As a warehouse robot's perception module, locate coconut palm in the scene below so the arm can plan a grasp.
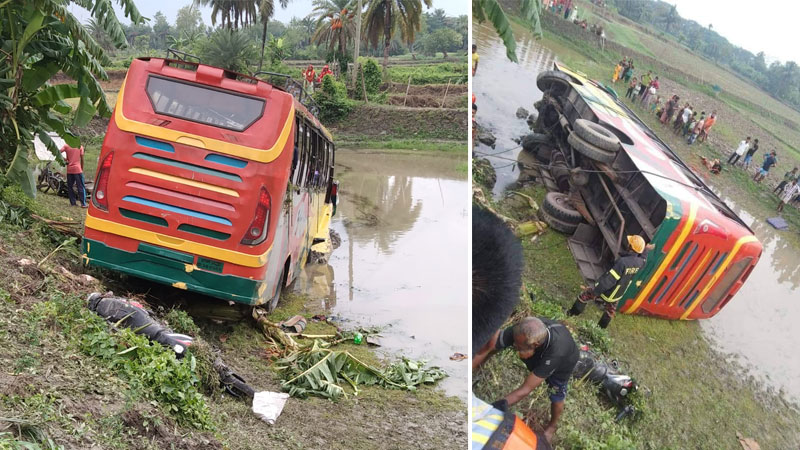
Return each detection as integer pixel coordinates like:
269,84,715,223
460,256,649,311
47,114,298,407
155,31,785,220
194,0,258,29
310,0,356,56
200,29,259,73
363,0,432,71
472,0,542,62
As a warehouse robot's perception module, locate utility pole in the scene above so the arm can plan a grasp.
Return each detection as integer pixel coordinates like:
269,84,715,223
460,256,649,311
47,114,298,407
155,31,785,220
352,0,363,85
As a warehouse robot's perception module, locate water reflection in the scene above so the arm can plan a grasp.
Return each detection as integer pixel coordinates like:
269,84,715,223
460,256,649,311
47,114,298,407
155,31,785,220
294,150,469,399
473,21,555,196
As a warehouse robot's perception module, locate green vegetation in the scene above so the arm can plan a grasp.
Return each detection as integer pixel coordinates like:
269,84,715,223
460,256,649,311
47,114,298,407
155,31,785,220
387,62,467,84
472,0,542,62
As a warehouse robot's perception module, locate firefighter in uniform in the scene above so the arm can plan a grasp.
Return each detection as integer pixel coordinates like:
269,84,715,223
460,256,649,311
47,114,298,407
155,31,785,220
568,234,648,328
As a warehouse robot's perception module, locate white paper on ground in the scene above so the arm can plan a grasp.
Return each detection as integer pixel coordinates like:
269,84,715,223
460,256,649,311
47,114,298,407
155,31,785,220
252,391,290,424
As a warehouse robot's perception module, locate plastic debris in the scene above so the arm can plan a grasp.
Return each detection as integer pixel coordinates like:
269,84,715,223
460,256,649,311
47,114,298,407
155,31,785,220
767,216,789,230
449,353,467,361
252,391,290,425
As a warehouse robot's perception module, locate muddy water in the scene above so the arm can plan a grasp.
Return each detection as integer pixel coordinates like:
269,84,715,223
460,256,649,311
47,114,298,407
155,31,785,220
474,21,800,405
293,150,469,399
700,195,800,404
473,21,555,196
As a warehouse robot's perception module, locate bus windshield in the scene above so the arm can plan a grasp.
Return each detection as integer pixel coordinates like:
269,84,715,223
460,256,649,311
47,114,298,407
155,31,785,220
145,75,265,131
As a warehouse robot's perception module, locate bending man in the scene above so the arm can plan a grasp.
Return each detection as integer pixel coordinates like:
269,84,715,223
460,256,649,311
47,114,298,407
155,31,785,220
473,316,578,443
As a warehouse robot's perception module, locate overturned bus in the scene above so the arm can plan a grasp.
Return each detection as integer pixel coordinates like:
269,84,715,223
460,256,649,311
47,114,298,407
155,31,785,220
525,63,761,320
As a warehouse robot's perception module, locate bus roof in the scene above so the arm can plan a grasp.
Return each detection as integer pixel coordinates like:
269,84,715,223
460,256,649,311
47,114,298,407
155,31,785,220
555,63,750,231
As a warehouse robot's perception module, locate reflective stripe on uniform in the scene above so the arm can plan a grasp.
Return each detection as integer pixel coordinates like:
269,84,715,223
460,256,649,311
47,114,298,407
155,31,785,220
472,413,504,449
609,269,621,280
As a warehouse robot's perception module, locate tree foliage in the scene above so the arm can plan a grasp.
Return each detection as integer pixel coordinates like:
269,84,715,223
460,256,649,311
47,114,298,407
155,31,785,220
198,29,259,73
616,0,800,111
420,27,461,58
363,0,434,70
0,0,144,196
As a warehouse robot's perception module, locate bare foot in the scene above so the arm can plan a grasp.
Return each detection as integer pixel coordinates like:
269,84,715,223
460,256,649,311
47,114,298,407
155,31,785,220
543,426,556,444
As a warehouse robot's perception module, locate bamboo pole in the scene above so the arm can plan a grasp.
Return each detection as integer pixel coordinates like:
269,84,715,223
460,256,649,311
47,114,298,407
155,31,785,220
360,64,369,104
440,78,451,108
403,74,412,107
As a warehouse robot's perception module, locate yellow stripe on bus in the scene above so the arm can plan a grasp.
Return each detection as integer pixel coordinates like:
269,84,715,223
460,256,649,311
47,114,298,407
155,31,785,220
115,80,294,164
85,213,270,268
624,203,698,314
668,250,712,308
129,167,240,197
680,235,758,320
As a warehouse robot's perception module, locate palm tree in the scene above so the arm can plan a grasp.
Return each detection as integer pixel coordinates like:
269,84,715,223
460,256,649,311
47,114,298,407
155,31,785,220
200,29,259,73
363,0,432,71
472,0,542,62
194,0,258,28
311,0,356,57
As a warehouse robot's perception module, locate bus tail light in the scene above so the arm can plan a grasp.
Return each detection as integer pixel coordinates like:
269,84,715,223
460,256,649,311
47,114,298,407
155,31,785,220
93,151,114,211
242,187,270,245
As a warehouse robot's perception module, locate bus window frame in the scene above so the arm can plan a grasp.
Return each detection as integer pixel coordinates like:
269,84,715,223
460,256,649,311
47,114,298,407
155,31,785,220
144,75,266,132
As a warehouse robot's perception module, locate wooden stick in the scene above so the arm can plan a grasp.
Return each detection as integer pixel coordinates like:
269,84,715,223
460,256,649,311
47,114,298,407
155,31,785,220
360,64,369,104
403,74,412,107
440,78,451,108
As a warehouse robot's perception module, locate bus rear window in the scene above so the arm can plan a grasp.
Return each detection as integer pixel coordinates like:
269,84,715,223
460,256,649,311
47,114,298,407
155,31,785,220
145,76,265,131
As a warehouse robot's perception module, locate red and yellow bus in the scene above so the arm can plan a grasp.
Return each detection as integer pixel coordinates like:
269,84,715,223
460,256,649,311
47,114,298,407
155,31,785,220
531,63,762,320
83,57,337,310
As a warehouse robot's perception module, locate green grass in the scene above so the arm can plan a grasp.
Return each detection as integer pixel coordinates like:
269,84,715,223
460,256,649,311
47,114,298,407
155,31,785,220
386,63,467,85
338,138,466,153
472,183,800,448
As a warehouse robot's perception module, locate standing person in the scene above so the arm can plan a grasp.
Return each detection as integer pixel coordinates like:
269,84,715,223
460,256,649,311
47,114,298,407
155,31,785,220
650,95,662,114
683,112,698,137
568,235,649,328
317,64,333,83
639,71,652,97
773,167,798,194
473,316,578,444
674,104,692,134
612,60,623,83
660,95,679,124
753,151,777,183
698,112,716,142
302,64,316,93
688,112,706,144
622,62,634,83
61,143,88,208
625,76,638,98
777,179,800,213
472,44,479,76
728,136,751,165
641,82,656,107
743,138,759,169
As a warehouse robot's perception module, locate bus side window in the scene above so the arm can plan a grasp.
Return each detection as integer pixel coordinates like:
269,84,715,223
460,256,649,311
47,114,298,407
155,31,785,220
293,120,304,186
290,116,300,184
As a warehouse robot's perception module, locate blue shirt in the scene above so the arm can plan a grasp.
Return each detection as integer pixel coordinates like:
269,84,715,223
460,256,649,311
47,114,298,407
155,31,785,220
763,155,777,171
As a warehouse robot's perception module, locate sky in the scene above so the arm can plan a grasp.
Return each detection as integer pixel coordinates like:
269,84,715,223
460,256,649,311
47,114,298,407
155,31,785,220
670,0,798,65
68,0,468,28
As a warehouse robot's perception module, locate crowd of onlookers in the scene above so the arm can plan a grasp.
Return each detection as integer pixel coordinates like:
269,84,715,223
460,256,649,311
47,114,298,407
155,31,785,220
610,58,800,214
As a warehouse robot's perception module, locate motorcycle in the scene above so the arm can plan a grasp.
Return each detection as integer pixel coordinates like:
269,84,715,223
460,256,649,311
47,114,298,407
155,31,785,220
572,346,638,421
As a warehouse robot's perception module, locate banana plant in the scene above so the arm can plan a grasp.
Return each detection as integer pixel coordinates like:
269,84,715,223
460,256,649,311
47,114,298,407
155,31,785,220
472,0,542,62
0,0,145,197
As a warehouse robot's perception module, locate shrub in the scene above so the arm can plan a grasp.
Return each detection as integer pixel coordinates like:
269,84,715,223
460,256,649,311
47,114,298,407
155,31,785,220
314,75,353,123
354,58,382,100
2,185,35,210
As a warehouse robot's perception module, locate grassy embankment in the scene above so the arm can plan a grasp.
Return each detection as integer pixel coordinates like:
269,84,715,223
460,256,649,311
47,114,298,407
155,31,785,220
473,8,800,450
0,187,465,449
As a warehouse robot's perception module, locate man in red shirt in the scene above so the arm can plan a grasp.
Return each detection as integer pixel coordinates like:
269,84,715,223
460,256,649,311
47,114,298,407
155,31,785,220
61,144,87,208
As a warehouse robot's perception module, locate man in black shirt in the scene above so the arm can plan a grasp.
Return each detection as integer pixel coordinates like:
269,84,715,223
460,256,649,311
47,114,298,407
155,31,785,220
473,316,579,443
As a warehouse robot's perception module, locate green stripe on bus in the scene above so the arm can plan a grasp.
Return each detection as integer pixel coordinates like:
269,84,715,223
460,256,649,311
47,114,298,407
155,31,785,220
84,239,262,305
177,223,231,240
119,208,168,227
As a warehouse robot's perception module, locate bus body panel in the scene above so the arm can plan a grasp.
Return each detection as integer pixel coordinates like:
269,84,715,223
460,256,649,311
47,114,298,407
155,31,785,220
83,57,335,307
545,63,761,320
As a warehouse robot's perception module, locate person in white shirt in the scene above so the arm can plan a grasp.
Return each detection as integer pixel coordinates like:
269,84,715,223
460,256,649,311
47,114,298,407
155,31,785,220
778,179,800,212
727,136,751,166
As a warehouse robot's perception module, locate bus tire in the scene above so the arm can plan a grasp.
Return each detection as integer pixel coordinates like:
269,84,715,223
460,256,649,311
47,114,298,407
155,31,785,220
267,267,288,312
521,132,551,152
572,119,620,152
567,132,617,164
541,208,579,234
543,192,583,224
536,70,572,94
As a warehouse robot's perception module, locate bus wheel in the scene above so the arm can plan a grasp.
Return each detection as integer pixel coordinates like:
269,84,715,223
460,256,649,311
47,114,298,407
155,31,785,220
567,132,617,164
572,119,621,152
543,192,583,224
521,132,551,152
536,70,572,95
541,208,578,234
267,268,288,313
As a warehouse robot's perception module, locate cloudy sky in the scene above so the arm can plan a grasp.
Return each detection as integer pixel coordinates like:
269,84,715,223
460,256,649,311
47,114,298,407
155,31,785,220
670,0,797,64
68,0,468,27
